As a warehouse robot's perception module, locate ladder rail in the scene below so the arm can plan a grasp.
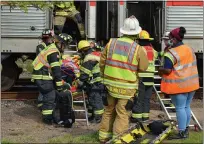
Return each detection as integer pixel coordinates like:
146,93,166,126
191,111,203,130
153,85,171,119
82,90,89,126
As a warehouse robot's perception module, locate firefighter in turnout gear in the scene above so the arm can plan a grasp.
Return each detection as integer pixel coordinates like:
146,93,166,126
36,29,54,110
99,16,149,143
77,40,105,123
54,1,85,38
32,32,75,127
131,30,158,122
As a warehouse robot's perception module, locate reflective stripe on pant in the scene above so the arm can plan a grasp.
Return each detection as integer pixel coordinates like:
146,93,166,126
132,79,153,119
35,80,56,119
88,83,104,116
37,92,43,109
99,95,129,142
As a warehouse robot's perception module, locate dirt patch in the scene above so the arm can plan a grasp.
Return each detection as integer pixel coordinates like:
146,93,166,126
1,98,203,143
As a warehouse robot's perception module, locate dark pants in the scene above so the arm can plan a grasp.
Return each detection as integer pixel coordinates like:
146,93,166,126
35,80,56,120
87,83,105,116
132,80,153,121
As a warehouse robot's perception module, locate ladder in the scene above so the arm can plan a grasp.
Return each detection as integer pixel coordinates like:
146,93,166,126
72,90,89,127
153,60,203,130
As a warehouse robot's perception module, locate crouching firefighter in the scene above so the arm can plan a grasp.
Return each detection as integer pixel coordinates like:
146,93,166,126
31,32,75,127
77,40,105,123
131,30,158,122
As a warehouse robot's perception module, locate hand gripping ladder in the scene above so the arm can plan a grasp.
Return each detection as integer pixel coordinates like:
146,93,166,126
153,59,203,130
72,90,89,127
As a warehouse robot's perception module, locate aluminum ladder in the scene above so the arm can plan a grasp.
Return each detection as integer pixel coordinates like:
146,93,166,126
153,59,203,130
72,90,89,127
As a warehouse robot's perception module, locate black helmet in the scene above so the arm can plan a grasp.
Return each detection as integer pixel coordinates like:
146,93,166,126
41,29,54,38
55,33,73,45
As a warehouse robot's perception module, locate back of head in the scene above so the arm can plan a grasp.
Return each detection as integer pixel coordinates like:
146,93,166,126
170,27,186,41
55,33,73,45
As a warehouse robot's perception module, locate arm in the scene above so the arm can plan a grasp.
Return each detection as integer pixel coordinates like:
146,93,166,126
99,43,109,77
79,60,98,82
47,52,63,90
137,46,149,71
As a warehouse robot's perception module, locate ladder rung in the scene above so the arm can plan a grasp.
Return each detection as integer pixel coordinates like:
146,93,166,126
154,71,158,73
73,101,84,103
75,119,87,121
155,64,161,67
169,115,176,118
154,84,160,86
157,91,162,93
74,110,86,112
165,107,175,109
161,98,171,101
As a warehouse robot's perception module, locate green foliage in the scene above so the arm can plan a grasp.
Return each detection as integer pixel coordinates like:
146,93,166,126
1,139,14,144
3,1,56,13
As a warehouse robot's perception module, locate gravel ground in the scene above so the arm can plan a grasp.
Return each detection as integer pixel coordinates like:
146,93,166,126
1,98,203,143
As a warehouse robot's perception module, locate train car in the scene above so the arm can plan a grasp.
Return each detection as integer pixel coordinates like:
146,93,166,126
1,1,203,91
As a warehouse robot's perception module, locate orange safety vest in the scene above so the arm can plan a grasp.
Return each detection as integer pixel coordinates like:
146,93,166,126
161,45,199,94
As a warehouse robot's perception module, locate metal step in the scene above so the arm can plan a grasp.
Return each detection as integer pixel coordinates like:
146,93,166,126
161,98,171,101
165,107,175,109
73,101,84,103
74,110,86,112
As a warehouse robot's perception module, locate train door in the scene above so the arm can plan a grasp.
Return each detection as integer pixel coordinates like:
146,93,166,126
126,1,163,51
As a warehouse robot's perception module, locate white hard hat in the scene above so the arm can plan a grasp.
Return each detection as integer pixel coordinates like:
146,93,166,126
162,32,170,39
120,15,142,35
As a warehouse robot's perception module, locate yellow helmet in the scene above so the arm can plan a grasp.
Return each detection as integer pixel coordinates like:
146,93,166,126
78,40,90,51
139,30,154,41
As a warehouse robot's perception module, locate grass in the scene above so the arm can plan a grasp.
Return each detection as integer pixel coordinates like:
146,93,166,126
1,139,14,144
49,132,99,143
49,130,203,144
164,131,203,144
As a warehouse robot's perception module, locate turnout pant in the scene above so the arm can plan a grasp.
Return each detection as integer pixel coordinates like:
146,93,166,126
35,80,56,121
99,95,129,142
87,83,105,116
132,80,153,121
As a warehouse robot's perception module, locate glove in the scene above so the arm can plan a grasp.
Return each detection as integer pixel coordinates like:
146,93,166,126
102,86,108,106
125,98,134,111
77,80,86,90
57,86,63,92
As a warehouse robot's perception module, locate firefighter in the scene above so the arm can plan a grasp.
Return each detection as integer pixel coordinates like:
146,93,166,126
77,40,105,123
54,1,85,38
35,29,55,111
131,30,158,122
99,15,149,143
159,27,199,139
31,33,75,127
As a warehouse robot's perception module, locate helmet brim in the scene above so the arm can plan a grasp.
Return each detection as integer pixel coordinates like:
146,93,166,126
120,26,142,35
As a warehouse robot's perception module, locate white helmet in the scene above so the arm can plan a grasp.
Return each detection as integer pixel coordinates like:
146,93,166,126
120,15,142,35
162,32,170,39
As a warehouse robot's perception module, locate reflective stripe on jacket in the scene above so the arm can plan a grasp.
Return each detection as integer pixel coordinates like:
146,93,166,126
161,45,199,94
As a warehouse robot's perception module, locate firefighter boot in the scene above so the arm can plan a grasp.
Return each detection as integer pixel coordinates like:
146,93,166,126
168,130,187,140
88,110,95,122
42,114,53,125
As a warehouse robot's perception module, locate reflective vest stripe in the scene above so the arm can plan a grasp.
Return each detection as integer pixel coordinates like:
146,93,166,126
107,38,117,58
92,63,100,74
105,59,138,71
138,72,154,77
169,49,180,66
50,62,61,68
162,73,199,83
42,110,53,115
108,91,132,99
128,42,137,63
174,61,197,71
103,79,137,89
142,113,149,118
